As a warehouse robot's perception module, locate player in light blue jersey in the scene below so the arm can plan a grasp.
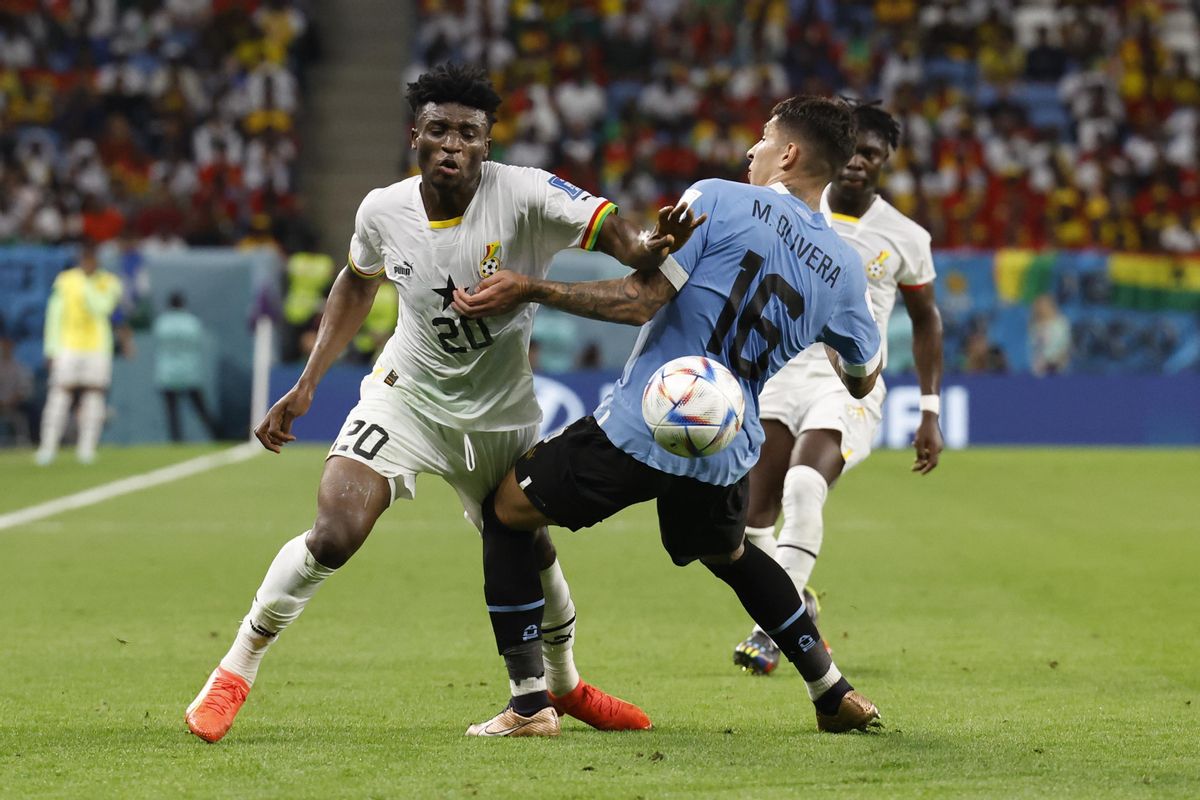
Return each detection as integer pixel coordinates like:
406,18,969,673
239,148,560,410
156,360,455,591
592,176,878,487
453,96,884,735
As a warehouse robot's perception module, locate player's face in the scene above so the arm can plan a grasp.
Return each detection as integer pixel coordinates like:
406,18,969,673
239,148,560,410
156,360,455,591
411,102,491,192
746,117,792,187
834,129,889,196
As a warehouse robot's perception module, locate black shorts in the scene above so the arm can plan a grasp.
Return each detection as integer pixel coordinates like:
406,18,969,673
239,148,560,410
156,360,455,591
513,416,748,566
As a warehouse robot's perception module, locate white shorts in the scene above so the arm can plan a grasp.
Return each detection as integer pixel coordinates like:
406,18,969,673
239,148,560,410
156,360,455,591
327,375,538,531
50,351,112,389
758,357,885,472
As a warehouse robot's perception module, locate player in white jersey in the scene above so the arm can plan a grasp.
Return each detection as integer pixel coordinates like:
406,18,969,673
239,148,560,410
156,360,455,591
732,103,945,675
185,65,701,742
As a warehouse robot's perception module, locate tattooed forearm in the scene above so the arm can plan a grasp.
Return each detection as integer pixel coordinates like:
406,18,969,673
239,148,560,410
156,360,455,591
528,272,674,326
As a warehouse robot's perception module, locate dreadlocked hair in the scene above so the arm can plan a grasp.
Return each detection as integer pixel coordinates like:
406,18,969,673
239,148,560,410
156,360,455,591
406,63,502,125
770,95,856,181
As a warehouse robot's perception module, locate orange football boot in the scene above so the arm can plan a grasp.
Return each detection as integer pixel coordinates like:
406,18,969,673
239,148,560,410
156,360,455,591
549,680,652,731
185,666,250,743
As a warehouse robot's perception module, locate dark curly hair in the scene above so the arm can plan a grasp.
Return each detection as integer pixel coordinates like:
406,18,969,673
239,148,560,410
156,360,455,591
405,63,502,125
852,100,901,151
769,95,857,181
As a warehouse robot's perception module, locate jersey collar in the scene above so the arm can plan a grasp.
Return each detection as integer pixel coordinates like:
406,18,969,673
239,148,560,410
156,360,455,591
768,181,824,225
820,183,880,226
416,166,486,231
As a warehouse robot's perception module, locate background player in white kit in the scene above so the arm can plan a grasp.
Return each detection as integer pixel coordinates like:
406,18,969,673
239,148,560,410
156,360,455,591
185,64,701,742
732,103,945,674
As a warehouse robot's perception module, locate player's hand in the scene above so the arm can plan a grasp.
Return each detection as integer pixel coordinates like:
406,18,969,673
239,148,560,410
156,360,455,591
649,202,707,255
254,385,313,453
452,270,531,318
911,414,943,474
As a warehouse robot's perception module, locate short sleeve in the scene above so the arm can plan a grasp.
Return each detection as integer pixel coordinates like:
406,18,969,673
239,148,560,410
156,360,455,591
529,169,617,252
348,189,385,278
896,227,936,289
664,181,718,288
818,247,881,375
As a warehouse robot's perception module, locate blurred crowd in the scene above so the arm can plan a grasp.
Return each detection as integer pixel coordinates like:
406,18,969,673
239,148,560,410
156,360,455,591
412,0,1200,253
3,0,1195,398
0,0,318,252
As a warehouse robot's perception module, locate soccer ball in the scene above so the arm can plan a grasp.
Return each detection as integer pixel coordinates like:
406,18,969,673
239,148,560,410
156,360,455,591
641,356,745,458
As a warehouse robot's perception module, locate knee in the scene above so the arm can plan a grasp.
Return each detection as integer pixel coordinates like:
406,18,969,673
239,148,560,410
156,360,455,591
746,504,780,529
483,486,529,532
699,540,745,568
746,490,782,528
700,542,744,573
782,465,829,509
308,509,373,568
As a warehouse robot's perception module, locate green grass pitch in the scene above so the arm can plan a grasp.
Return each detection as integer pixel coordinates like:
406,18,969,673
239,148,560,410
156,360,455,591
1,445,1197,798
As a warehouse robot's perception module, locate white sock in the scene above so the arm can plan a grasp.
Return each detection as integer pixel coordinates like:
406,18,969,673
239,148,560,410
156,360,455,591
511,674,548,699
37,386,70,460
777,465,828,593
805,663,843,701
538,557,580,696
76,390,106,462
744,524,777,559
219,532,336,684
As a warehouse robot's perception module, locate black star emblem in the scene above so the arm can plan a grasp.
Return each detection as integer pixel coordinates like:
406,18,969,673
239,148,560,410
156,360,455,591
432,274,457,310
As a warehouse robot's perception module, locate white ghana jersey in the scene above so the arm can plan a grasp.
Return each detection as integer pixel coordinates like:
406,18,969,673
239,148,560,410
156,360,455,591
786,186,935,377
348,161,617,431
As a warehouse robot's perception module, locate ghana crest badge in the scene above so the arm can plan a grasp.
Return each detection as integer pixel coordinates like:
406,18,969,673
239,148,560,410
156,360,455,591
865,250,890,281
479,241,503,278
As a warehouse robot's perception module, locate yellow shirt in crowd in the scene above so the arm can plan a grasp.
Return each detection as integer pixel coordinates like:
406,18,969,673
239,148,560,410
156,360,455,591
43,267,122,357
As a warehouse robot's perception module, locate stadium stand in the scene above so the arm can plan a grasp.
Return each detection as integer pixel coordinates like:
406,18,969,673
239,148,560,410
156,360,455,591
404,0,1200,375
0,1,319,387
2,0,1198,401
409,0,1198,253
0,0,318,250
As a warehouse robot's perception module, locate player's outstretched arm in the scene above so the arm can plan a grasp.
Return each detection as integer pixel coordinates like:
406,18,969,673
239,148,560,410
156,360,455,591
453,268,676,326
254,266,381,453
901,283,945,474
451,201,704,325
592,202,707,273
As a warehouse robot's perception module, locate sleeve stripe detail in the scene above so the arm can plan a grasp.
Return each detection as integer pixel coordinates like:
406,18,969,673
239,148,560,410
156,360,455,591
658,255,688,291
898,281,930,291
348,250,385,278
581,201,617,251
841,347,882,377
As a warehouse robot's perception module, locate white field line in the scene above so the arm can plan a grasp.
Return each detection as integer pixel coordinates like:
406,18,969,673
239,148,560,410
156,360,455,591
0,443,260,532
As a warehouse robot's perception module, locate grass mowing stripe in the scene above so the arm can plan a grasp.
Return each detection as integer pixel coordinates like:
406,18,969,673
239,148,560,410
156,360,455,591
0,444,232,513
0,443,259,532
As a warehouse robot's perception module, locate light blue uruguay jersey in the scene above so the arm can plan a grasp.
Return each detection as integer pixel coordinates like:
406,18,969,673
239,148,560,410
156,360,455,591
595,179,881,486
